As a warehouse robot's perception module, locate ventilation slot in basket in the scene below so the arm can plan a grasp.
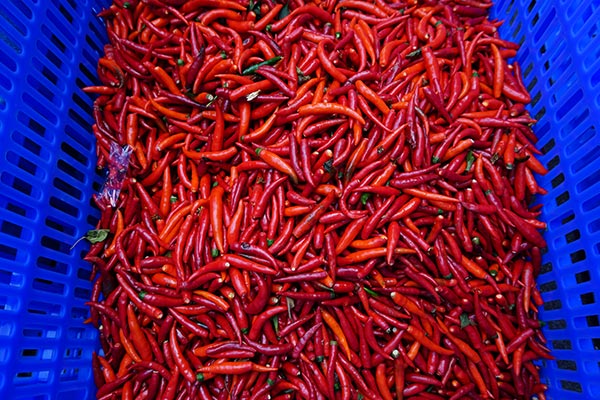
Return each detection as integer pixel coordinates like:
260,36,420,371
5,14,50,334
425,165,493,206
560,380,583,393
577,169,600,194
589,316,600,327
582,192,600,213
60,142,89,166
566,125,595,155
49,196,79,218
27,301,62,317
45,216,76,237
37,256,68,275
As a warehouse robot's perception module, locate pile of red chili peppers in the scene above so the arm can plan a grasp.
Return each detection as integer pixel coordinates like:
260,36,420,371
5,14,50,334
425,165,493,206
84,0,552,399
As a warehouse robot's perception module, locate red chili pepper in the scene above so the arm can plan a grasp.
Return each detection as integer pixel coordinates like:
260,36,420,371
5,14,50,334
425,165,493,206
421,45,443,97
209,185,226,253
247,305,287,341
298,103,366,125
89,3,550,398
252,146,298,184
168,326,196,383
222,253,277,276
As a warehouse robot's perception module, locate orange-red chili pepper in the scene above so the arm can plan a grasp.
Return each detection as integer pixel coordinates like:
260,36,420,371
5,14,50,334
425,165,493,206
254,147,298,184
169,326,196,383
88,3,549,399
298,103,366,125
209,185,225,253
407,325,454,356
126,304,152,361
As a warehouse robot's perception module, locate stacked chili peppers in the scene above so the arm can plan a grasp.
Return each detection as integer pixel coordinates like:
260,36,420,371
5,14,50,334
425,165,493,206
84,0,552,398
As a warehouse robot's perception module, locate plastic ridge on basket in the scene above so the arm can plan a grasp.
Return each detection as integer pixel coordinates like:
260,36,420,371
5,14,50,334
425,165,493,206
0,0,599,399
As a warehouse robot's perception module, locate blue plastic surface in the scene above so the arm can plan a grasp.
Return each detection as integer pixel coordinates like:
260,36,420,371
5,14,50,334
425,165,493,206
0,0,108,399
0,0,599,399
491,1,600,399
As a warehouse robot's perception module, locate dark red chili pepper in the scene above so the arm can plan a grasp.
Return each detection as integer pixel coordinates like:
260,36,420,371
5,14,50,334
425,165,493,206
89,3,549,399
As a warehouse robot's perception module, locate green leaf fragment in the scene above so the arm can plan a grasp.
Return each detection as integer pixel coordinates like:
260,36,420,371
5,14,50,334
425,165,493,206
465,150,475,172
278,3,290,19
296,67,310,83
360,193,370,205
407,48,422,58
242,56,282,75
249,0,261,15
86,229,110,244
363,286,379,297
490,152,500,164
460,313,476,328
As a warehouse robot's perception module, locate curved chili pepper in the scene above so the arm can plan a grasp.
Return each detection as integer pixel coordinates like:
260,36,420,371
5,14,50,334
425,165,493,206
298,103,366,125
252,146,298,184
247,305,287,340
89,3,549,399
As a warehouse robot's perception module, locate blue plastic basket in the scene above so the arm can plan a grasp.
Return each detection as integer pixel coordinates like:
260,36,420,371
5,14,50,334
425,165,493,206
0,1,109,399
0,0,599,399
490,1,600,398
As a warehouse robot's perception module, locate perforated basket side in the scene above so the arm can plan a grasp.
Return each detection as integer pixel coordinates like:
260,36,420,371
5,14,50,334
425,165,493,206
0,1,109,399
492,1,600,399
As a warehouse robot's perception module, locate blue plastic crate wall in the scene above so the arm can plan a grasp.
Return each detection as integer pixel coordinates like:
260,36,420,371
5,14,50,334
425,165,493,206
492,0,600,399
0,0,109,399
